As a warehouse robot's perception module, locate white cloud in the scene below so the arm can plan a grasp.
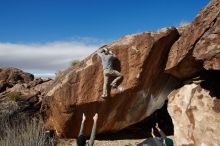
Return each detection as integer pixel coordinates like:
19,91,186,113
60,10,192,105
0,40,103,77
179,20,190,27
34,73,56,78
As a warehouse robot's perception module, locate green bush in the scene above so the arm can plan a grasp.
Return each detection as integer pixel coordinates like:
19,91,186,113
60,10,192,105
71,60,80,67
7,92,22,101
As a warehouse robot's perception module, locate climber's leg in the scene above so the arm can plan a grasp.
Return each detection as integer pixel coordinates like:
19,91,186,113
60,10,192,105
102,72,110,98
110,70,122,88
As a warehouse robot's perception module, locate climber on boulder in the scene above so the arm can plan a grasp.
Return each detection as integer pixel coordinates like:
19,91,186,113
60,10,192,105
97,47,123,98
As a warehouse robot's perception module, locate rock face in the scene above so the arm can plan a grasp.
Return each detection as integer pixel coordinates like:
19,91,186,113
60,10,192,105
168,83,220,146
165,0,220,79
8,78,53,97
0,67,34,92
0,67,53,119
165,1,220,145
43,27,179,137
0,1,218,145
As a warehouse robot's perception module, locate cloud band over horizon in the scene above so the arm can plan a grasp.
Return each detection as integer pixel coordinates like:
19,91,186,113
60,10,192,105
0,40,103,77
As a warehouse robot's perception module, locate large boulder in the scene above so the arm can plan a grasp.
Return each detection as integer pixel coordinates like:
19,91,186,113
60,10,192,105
168,83,220,146
165,1,220,145
43,27,179,137
165,0,220,79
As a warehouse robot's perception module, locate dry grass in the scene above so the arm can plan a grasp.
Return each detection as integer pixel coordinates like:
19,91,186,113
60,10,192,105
71,60,81,67
6,91,22,101
0,112,56,146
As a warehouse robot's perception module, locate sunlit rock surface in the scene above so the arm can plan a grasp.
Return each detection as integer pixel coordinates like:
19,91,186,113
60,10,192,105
168,84,220,146
166,0,220,79
43,27,179,137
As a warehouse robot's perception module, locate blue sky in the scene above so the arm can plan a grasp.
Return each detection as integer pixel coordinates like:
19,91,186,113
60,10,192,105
0,0,209,76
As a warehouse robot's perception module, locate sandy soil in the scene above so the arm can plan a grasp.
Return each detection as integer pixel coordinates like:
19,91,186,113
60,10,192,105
57,136,174,146
57,138,145,146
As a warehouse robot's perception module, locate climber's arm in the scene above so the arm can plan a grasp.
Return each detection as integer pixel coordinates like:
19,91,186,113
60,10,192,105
78,113,86,136
88,113,98,146
159,130,166,140
97,49,105,58
97,53,105,61
109,50,116,58
155,123,167,140
151,128,156,138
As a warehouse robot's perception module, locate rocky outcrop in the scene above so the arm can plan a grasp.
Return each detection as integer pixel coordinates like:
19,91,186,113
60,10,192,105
165,0,220,80
0,67,34,92
168,83,220,146
0,67,53,119
165,1,220,145
43,27,180,137
0,1,218,145
8,78,53,97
